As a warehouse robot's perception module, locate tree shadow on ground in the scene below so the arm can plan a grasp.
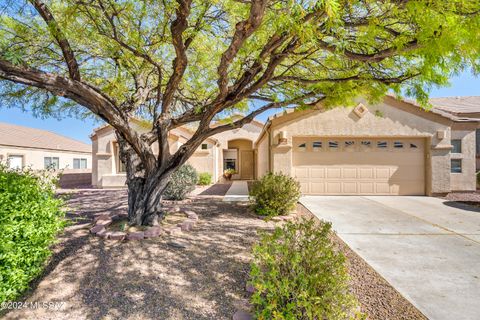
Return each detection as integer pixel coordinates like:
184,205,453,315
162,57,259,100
442,200,480,213
3,193,272,320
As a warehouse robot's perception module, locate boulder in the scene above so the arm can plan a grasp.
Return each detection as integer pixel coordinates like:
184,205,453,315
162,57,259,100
180,219,196,232
144,226,162,238
109,231,126,240
96,218,112,227
185,210,198,220
90,224,105,234
127,231,145,240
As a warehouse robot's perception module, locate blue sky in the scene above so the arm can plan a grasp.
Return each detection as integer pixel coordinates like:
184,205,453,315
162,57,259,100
0,71,479,144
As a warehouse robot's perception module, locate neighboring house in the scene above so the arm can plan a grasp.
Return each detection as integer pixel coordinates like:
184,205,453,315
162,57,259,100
91,95,480,195
427,96,480,170
0,122,92,171
90,118,263,188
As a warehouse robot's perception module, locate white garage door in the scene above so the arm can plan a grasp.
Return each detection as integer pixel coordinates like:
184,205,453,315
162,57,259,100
292,138,425,195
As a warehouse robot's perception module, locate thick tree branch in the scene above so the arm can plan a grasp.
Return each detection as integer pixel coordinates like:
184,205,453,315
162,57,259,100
216,0,268,98
29,0,81,80
161,0,193,115
0,59,156,168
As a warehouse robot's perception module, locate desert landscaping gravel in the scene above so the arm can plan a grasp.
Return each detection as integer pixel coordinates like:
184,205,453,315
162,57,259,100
4,188,429,320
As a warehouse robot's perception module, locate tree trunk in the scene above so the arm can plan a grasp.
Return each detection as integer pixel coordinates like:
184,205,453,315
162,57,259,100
126,174,170,226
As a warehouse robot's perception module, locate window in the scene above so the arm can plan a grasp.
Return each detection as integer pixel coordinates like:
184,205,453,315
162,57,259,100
312,141,322,149
7,155,23,169
44,157,59,169
201,143,208,150
451,159,462,173
394,141,404,148
410,143,418,149
361,141,371,147
328,141,338,148
344,141,355,147
73,158,87,169
377,141,388,148
297,143,306,151
224,159,236,170
451,139,462,153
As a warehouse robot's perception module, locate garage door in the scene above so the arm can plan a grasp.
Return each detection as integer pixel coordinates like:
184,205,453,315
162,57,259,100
292,138,425,195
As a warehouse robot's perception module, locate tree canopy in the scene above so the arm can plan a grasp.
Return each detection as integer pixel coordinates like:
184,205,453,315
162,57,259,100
0,0,479,224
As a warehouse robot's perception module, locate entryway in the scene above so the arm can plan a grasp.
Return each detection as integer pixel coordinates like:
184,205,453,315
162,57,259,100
224,139,254,180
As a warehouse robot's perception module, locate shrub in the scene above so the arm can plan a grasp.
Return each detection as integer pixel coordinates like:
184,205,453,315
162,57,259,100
477,171,480,188
0,165,65,303
163,164,198,200
249,172,301,216
198,172,212,185
250,219,362,320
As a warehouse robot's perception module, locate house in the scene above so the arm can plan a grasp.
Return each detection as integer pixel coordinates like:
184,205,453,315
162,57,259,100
0,122,92,171
91,95,480,195
427,96,480,170
90,118,263,188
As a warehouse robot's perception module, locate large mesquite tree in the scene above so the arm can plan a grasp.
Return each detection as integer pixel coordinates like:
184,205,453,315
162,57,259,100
0,0,479,225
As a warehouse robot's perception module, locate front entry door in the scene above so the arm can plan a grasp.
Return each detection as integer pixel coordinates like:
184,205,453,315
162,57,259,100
240,150,254,180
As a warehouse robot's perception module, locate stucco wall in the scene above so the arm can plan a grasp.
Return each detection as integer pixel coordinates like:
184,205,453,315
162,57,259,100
256,134,269,178
450,129,476,191
0,145,91,171
265,98,477,194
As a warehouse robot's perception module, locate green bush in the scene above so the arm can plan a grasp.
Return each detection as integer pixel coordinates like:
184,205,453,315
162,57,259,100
198,172,212,185
163,164,198,200
250,219,362,320
477,171,480,188
249,172,301,216
0,166,65,303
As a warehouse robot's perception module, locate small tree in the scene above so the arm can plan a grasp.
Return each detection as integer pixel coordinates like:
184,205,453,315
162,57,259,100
0,1,479,225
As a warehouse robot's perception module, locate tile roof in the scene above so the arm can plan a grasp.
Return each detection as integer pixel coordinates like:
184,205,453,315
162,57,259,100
0,122,91,153
429,96,480,116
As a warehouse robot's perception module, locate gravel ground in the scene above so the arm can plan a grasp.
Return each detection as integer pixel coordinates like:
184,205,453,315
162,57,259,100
3,190,273,320
4,188,428,320
443,191,480,203
297,204,427,320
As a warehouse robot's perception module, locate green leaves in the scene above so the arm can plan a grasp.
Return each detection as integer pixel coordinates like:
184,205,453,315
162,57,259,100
0,165,66,304
250,219,362,319
0,0,479,121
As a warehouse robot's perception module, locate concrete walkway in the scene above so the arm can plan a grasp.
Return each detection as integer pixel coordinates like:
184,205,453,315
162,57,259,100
223,181,249,202
300,196,480,320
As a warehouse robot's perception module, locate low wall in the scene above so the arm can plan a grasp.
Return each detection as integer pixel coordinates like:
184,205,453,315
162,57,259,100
58,169,92,188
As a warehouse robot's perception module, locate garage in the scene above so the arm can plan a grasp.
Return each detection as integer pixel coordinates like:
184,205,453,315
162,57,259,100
292,137,426,195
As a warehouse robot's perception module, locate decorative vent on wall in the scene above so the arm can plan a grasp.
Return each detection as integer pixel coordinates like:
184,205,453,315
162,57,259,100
353,103,368,118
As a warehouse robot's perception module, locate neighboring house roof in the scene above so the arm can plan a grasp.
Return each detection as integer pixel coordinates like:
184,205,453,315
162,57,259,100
429,96,480,118
0,122,91,153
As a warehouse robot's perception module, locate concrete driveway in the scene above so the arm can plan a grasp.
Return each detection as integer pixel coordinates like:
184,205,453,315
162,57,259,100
300,196,480,320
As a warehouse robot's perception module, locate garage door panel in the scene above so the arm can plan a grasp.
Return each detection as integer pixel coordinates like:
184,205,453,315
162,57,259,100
292,138,425,195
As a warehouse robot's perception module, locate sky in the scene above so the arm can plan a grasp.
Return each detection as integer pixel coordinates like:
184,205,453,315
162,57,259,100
0,71,479,145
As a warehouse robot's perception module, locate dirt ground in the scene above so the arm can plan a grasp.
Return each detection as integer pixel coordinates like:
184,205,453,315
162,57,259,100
3,189,273,320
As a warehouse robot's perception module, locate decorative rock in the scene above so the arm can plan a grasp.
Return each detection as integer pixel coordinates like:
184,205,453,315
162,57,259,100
245,283,255,294
180,219,196,232
144,226,162,238
90,224,105,234
232,310,253,320
97,228,108,238
96,218,112,227
185,210,198,220
127,231,145,241
172,206,181,212
109,231,126,240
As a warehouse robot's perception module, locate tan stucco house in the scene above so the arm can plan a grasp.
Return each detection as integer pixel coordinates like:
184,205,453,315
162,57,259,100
0,122,92,171
92,95,480,196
